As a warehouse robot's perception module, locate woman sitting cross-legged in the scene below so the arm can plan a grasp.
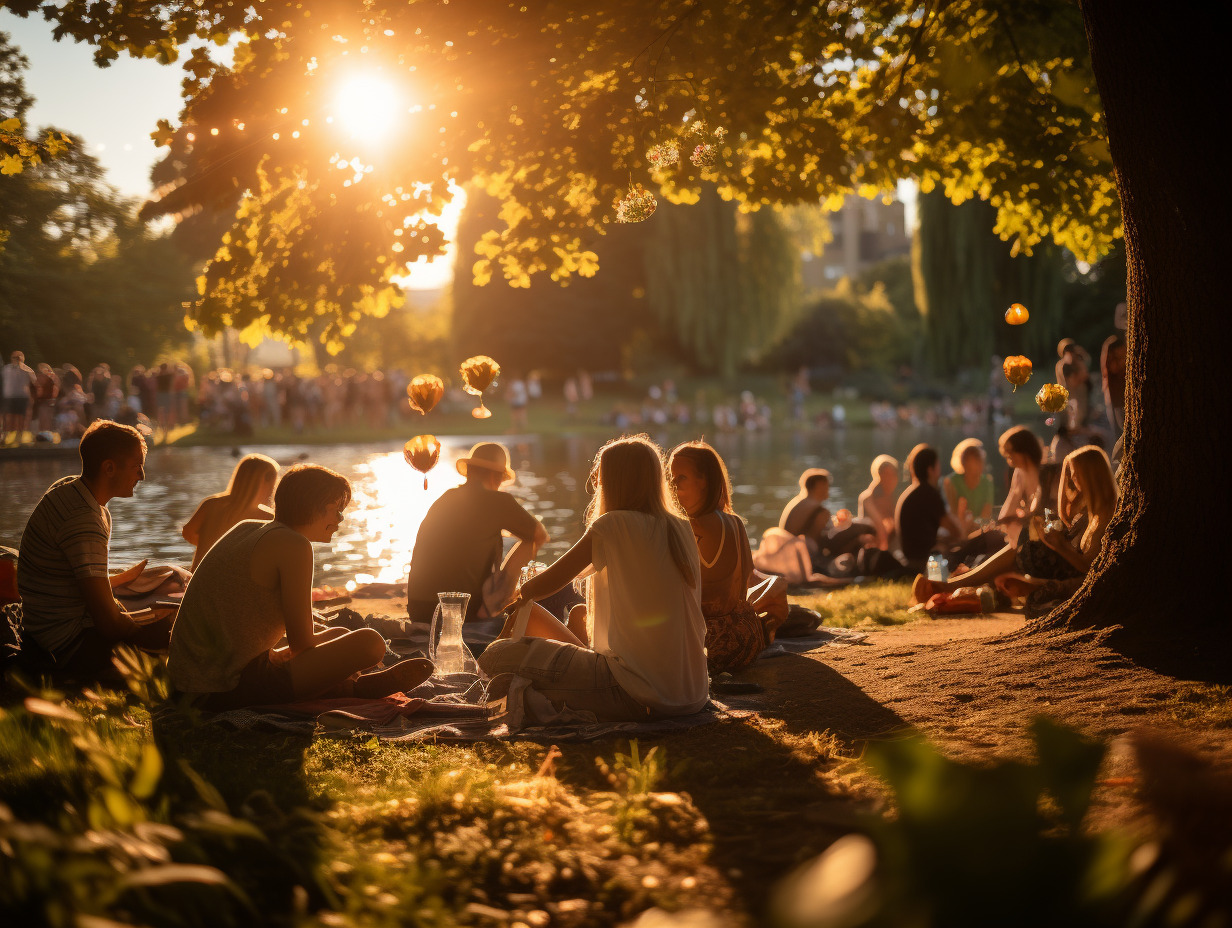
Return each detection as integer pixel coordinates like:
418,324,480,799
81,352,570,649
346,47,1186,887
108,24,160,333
182,453,279,570
911,445,1117,620
668,441,787,674
479,435,709,722
169,464,432,710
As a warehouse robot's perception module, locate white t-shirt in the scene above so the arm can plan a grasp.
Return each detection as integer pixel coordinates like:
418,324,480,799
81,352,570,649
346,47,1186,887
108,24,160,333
586,510,709,714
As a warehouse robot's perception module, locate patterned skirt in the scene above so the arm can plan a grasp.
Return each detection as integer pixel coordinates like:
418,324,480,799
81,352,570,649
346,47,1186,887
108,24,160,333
704,601,769,674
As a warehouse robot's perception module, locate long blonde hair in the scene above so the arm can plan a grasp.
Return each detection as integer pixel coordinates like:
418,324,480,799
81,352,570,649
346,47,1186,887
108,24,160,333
1059,445,1117,551
585,435,697,587
223,453,278,516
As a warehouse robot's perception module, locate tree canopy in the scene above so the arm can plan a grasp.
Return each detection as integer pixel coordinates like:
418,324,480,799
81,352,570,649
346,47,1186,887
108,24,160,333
3,0,1117,351
0,33,197,369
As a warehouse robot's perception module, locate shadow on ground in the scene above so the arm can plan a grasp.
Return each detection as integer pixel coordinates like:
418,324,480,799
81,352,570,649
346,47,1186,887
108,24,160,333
550,651,908,919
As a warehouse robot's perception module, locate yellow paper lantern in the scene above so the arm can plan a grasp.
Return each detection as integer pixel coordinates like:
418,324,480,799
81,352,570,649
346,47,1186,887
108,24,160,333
403,434,441,489
1035,383,1070,413
460,355,501,419
406,374,444,416
1005,303,1030,325
1002,355,1033,392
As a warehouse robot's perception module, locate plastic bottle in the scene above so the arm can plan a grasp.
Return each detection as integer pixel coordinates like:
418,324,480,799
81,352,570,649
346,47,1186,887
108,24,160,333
927,555,949,582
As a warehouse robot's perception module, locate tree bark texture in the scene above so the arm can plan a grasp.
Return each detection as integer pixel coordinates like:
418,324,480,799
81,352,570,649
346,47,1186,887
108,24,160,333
1044,0,1231,669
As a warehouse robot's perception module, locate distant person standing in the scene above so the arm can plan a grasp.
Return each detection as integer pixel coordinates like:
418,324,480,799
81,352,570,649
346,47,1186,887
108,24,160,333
88,364,111,423
32,363,60,434
1,350,36,443
155,362,177,430
507,376,529,433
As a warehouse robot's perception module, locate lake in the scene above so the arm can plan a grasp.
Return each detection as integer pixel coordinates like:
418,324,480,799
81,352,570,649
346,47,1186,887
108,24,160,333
1,425,1011,589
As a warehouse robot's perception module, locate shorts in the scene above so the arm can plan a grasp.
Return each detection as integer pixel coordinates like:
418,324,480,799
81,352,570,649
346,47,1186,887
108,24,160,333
194,650,295,711
3,396,28,416
478,637,652,722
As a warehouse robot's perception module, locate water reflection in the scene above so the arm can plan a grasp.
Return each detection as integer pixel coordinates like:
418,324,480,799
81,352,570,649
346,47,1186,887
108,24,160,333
1,426,1010,584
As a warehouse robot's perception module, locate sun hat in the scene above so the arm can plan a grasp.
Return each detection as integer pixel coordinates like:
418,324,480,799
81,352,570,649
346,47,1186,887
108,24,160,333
456,441,516,485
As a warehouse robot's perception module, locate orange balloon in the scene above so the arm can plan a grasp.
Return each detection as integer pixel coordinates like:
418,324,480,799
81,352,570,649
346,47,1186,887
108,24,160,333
460,355,500,395
406,374,445,415
1035,383,1070,413
1003,355,1033,392
1005,303,1030,325
403,434,442,490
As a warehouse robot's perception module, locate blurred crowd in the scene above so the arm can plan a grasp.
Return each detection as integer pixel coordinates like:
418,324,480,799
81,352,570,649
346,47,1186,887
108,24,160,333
1,352,193,443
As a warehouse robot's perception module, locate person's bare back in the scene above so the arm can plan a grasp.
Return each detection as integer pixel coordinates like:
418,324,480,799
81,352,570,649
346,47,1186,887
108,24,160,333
183,494,274,570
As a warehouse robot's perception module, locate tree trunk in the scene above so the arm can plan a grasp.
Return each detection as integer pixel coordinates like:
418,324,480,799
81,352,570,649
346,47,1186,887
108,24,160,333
1041,0,1231,674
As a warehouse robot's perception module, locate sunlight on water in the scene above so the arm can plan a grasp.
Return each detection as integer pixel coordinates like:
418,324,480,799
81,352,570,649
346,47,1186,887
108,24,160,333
334,447,466,588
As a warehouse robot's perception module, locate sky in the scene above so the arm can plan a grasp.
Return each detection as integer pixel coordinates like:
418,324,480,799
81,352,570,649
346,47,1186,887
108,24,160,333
0,9,457,289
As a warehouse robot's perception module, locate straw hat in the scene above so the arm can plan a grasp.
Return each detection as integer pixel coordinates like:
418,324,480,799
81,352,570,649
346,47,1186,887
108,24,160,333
456,441,516,485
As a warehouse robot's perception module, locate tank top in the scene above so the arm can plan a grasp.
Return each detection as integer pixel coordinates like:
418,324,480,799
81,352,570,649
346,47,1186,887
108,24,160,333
168,520,289,694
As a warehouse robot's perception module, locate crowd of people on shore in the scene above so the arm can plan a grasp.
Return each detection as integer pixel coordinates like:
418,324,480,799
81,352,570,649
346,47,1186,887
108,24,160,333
1,352,194,442
5,403,1116,724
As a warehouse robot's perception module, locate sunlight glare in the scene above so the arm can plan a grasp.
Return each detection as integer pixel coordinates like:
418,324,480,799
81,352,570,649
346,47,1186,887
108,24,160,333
334,74,403,145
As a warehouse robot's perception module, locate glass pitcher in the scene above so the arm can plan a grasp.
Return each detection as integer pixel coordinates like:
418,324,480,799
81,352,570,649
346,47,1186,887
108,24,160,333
431,591,475,676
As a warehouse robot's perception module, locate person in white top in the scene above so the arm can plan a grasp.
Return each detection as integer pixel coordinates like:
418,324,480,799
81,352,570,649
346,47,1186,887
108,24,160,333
2,349,37,443
479,435,709,721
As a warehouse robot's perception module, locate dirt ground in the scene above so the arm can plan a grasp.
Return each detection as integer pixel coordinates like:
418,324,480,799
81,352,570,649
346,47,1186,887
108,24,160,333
347,596,1230,835
739,612,1231,832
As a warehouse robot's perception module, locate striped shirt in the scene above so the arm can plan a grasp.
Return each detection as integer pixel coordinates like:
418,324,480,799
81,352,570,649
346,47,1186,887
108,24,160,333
18,476,111,652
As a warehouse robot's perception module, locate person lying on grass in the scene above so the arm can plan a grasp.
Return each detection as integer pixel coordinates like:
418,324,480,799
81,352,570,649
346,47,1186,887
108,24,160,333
668,440,787,675
911,445,1118,620
181,452,278,570
169,464,431,710
479,435,709,722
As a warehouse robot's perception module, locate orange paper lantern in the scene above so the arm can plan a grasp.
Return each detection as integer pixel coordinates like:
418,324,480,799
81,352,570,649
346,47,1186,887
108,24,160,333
1005,303,1030,325
407,374,445,415
460,355,501,419
403,434,442,489
1035,383,1070,413
1003,355,1033,392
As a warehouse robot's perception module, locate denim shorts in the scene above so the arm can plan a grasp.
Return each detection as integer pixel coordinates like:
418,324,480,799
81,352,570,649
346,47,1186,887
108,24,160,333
478,637,652,722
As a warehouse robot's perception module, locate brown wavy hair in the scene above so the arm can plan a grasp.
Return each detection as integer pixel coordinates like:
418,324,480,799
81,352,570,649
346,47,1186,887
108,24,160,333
668,440,734,516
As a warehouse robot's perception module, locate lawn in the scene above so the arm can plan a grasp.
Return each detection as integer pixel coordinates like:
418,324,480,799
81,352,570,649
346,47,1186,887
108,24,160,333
0,587,908,927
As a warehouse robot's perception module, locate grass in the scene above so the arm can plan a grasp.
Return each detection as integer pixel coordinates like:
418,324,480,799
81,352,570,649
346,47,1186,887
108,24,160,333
1164,684,1232,729
793,580,918,628
1,663,852,927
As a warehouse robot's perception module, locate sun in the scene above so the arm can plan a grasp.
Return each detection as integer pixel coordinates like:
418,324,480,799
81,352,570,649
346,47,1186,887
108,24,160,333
334,74,403,145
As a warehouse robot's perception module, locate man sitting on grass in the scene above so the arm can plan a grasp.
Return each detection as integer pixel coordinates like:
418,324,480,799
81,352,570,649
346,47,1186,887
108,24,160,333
18,420,174,678
169,464,432,710
779,468,876,572
405,442,549,624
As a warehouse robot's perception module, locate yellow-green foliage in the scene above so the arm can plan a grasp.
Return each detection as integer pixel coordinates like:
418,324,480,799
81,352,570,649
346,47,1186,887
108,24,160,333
27,1,1118,349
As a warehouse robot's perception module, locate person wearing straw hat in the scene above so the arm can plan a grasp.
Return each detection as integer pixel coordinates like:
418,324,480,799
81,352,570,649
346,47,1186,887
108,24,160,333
405,441,549,626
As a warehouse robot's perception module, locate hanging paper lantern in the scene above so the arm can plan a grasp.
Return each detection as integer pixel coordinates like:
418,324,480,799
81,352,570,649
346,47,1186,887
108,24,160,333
406,374,444,415
615,185,657,223
1035,382,1070,413
1002,355,1033,392
460,355,501,419
1005,303,1030,325
404,435,441,490
646,141,680,171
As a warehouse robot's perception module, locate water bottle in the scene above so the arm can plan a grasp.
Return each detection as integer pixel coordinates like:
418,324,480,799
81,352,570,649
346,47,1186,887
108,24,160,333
927,555,949,582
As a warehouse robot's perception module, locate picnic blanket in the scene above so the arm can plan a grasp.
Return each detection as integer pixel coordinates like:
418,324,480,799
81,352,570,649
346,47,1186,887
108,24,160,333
194,671,753,742
758,625,869,658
